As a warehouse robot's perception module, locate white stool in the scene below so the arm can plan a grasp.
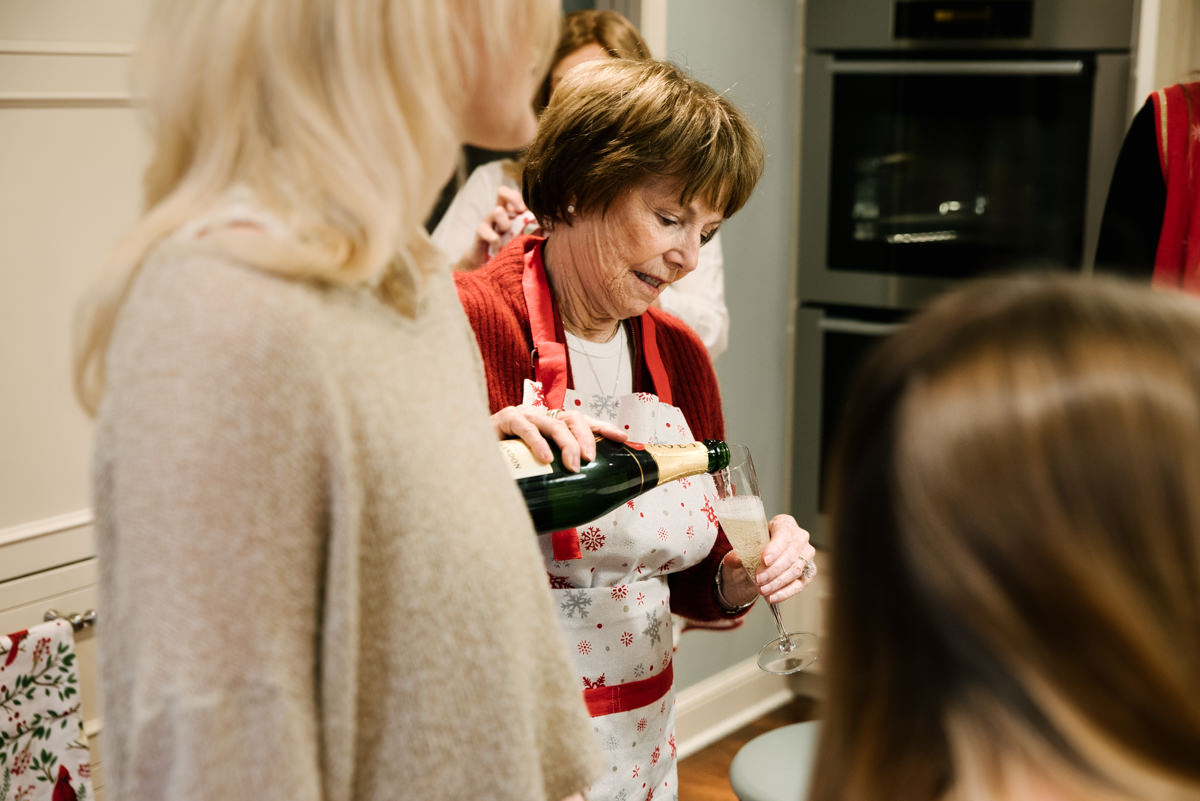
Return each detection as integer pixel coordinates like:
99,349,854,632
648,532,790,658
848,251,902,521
728,720,821,801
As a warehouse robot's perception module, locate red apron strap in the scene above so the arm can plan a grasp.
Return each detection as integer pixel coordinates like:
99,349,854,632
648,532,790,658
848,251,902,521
639,313,672,405
550,528,582,561
582,660,674,717
523,241,570,408
523,241,579,559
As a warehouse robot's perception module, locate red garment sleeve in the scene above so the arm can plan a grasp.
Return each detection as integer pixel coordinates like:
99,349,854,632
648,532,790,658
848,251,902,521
668,528,745,622
454,246,534,413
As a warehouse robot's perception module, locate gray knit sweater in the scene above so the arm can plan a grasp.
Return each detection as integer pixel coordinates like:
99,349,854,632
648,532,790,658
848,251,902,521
93,239,600,800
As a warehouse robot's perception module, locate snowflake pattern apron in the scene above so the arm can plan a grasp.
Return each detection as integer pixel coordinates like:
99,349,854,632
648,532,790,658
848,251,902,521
520,242,720,801
523,382,719,801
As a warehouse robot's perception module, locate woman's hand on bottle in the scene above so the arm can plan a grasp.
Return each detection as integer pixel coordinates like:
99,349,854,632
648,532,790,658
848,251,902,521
491,404,627,472
720,514,817,606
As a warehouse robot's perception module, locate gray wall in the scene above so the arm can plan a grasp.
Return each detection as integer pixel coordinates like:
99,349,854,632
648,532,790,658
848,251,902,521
665,0,802,691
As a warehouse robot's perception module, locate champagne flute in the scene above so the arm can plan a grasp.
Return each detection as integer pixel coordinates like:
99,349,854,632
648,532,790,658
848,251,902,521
712,443,818,674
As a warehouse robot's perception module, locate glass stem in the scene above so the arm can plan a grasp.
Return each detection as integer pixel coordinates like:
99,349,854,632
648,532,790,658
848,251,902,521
767,602,795,652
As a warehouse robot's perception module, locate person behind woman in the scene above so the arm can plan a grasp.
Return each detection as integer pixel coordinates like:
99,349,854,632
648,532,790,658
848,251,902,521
433,9,733,360
71,0,608,799
456,58,819,800
812,274,1200,801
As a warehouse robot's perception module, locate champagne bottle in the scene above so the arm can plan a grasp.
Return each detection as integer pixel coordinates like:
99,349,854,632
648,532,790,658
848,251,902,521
499,437,731,532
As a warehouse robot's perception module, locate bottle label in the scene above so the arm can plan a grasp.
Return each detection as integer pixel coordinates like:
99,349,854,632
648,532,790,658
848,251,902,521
642,441,709,486
498,439,555,479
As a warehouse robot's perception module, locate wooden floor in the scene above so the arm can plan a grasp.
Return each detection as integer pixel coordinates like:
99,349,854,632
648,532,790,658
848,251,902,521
676,695,820,801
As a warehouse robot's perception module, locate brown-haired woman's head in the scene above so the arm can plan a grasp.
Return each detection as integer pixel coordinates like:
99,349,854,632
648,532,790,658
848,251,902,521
813,274,1200,801
523,58,764,230
535,9,651,110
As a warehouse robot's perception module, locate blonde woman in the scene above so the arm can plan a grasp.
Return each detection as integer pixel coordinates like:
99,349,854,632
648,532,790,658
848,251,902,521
73,1,607,799
814,274,1200,801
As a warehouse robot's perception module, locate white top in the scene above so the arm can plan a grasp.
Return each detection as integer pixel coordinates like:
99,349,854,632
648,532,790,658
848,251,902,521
566,326,633,420
433,159,731,360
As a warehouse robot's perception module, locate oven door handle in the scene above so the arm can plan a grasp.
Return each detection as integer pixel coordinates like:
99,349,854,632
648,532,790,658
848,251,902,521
818,318,904,336
829,60,1085,76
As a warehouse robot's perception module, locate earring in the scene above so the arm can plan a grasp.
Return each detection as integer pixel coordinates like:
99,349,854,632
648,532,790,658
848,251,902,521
566,204,575,214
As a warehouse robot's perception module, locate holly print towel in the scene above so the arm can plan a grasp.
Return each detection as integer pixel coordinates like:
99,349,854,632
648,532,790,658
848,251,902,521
1,619,93,801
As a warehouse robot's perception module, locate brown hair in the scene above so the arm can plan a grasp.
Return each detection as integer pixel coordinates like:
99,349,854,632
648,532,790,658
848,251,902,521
523,58,764,229
814,274,1200,801
534,9,651,111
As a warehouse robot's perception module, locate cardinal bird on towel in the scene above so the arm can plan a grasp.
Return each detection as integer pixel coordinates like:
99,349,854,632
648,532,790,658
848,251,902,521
2,628,27,666
53,765,78,801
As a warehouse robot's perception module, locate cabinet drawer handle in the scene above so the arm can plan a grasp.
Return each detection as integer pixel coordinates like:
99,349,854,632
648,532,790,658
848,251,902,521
829,60,1086,76
818,317,904,336
44,608,96,631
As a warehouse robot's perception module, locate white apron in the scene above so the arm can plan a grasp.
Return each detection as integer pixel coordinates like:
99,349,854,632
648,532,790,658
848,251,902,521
523,379,720,801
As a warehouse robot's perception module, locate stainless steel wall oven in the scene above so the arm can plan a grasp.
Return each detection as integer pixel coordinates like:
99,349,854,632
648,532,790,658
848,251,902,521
792,0,1136,547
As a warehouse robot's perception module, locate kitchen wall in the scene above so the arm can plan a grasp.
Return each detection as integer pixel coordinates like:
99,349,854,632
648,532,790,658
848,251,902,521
0,3,147,533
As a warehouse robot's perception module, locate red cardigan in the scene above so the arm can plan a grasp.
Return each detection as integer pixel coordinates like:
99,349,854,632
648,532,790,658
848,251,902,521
455,236,743,623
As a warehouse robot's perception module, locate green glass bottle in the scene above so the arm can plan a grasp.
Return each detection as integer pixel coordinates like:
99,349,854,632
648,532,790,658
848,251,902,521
499,437,731,532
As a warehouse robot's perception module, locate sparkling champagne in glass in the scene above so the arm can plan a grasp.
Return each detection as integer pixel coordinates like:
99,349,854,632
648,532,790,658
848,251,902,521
713,444,818,674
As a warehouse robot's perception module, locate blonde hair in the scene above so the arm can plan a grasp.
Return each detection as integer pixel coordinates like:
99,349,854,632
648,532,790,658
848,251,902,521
74,0,558,415
814,274,1200,801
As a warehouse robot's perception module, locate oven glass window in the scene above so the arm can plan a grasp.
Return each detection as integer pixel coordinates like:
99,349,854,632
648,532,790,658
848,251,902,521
828,58,1094,278
816,314,903,517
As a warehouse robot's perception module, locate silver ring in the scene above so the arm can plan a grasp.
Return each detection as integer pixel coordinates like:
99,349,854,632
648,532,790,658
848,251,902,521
546,408,559,419
801,559,816,581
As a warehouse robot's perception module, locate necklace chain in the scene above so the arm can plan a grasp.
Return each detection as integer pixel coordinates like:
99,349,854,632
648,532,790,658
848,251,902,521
572,325,626,400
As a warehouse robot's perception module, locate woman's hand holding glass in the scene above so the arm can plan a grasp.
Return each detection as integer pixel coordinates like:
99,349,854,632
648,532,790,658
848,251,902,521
713,443,819,674
490,404,627,472
718,513,817,605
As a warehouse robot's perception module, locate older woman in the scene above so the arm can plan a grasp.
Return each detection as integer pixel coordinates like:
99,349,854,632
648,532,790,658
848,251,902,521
456,58,818,799
434,9,732,360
